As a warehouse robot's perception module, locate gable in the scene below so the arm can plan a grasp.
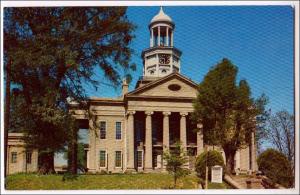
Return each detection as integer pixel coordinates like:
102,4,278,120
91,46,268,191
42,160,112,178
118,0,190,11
127,73,198,98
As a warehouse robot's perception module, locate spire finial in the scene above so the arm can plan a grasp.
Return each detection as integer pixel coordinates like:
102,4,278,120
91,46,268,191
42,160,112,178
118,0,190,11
160,6,163,12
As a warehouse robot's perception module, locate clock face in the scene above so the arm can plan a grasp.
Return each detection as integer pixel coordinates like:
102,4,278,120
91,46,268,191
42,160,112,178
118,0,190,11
159,54,170,64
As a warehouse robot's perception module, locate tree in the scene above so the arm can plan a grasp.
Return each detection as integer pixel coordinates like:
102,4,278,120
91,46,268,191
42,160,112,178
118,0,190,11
64,143,86,172
257,149,294,188
253,95,270,154
163,142,190,188
4,7,136,174
4,59,11,178
195,150,224,182
265,110,294,172
192,58,267,174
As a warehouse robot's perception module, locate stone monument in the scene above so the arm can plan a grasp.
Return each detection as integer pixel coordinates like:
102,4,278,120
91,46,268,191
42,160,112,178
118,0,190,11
211,165,223,183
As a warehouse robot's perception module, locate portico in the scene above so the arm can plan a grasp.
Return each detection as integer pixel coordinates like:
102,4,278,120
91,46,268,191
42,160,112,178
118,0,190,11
126,108,203,171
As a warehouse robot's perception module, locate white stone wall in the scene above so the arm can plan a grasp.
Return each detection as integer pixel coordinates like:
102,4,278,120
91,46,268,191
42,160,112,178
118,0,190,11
88,104,126,173
7,134,38,174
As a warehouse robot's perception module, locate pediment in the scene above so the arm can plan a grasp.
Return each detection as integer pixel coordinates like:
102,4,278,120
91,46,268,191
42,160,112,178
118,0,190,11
127,73,198,98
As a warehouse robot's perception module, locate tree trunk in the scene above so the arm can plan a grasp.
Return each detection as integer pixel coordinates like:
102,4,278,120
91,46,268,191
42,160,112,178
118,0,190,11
38,152,55,174
4,60,11,178
224,150,236,175
68,128,78,174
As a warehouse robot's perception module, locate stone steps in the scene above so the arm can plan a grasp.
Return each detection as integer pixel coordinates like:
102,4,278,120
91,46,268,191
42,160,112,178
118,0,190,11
231,175,265,189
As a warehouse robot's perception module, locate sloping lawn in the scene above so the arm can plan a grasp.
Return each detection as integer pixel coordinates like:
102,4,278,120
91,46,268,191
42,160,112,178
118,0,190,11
208,182,232,189
6,173,200,190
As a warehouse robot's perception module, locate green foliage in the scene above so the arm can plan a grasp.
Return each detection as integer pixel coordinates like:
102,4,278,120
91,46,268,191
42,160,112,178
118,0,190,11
257,148,294,188
195,150,225,180
163,142,191,188
63,143,86,171
253,94,270,153
4,7,136,173
192,58,267,172
265,110,295,171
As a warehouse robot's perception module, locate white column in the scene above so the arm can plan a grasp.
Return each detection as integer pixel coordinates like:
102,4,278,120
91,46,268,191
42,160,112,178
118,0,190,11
166,27,169,46
251,131,256,171
158,26,161,46
89,118,96,173
197,123,204,155
126,111,135,170
86,150,90,170
180,112,187,152
150,28,154,47
171,30,173,46
145,111,153,170
163,112,171,170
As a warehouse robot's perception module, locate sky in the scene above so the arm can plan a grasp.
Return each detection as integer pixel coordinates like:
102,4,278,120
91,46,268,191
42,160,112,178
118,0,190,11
53,6,295,166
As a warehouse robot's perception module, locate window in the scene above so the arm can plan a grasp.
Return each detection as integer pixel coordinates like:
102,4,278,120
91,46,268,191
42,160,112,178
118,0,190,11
115,122,122,140
26,151,32,164
115,151,122,167
99,150,106,167
137,151,143,168
11,152,17,163
150,70,154,75
161,69,167,74
99,121,106,139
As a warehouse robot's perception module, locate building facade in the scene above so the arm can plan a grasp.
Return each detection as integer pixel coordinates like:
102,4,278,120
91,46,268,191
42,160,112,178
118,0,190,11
6,133,38,174
6,7,257,175
71,7,257,174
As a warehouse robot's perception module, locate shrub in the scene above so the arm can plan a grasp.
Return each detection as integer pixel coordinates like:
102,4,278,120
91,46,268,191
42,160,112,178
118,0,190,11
257,149,294,188
195,150,225,180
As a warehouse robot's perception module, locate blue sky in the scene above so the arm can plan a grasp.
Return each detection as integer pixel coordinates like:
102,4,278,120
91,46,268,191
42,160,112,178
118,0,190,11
56,6,294,166
85,6,294,114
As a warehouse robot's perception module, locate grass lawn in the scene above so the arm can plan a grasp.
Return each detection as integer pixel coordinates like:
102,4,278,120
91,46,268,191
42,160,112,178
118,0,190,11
208,182,232,189
6,173,200,190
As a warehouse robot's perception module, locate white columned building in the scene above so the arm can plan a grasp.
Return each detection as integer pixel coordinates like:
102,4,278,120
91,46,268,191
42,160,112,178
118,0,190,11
70,7,258,174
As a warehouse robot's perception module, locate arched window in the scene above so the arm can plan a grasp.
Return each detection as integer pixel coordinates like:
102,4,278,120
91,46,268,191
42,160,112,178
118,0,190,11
161,69,167,74
150,70,155,75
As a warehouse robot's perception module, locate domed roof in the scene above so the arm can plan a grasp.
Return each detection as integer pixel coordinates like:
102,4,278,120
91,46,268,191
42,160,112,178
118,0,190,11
150,7,173,24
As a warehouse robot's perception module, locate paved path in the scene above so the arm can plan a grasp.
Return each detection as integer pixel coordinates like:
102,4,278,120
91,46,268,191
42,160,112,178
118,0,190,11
231,175,264,189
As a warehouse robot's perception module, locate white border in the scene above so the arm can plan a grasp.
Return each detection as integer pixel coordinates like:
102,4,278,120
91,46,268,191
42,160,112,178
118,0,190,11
1,1,299,194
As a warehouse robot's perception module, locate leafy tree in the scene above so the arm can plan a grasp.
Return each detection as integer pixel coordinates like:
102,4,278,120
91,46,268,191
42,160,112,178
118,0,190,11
253,94,270,154
64,143,87,172
4,7,136,174
257,149,294,188
195,150,225,181
163,142,190,188
265,110,294,172
192,58,267,174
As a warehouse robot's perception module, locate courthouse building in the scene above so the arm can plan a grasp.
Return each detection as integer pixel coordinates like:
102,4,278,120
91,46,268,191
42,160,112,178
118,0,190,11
71,7,257,173
7,7,257,174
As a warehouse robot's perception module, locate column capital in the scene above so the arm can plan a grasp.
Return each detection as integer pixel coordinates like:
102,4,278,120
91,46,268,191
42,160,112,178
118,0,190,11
180,112,188,117
145,111,154,116
127,110,136,115
163,111,171,116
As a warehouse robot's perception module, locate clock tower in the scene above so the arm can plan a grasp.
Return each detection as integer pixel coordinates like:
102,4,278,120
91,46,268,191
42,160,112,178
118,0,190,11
141,7,182,80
